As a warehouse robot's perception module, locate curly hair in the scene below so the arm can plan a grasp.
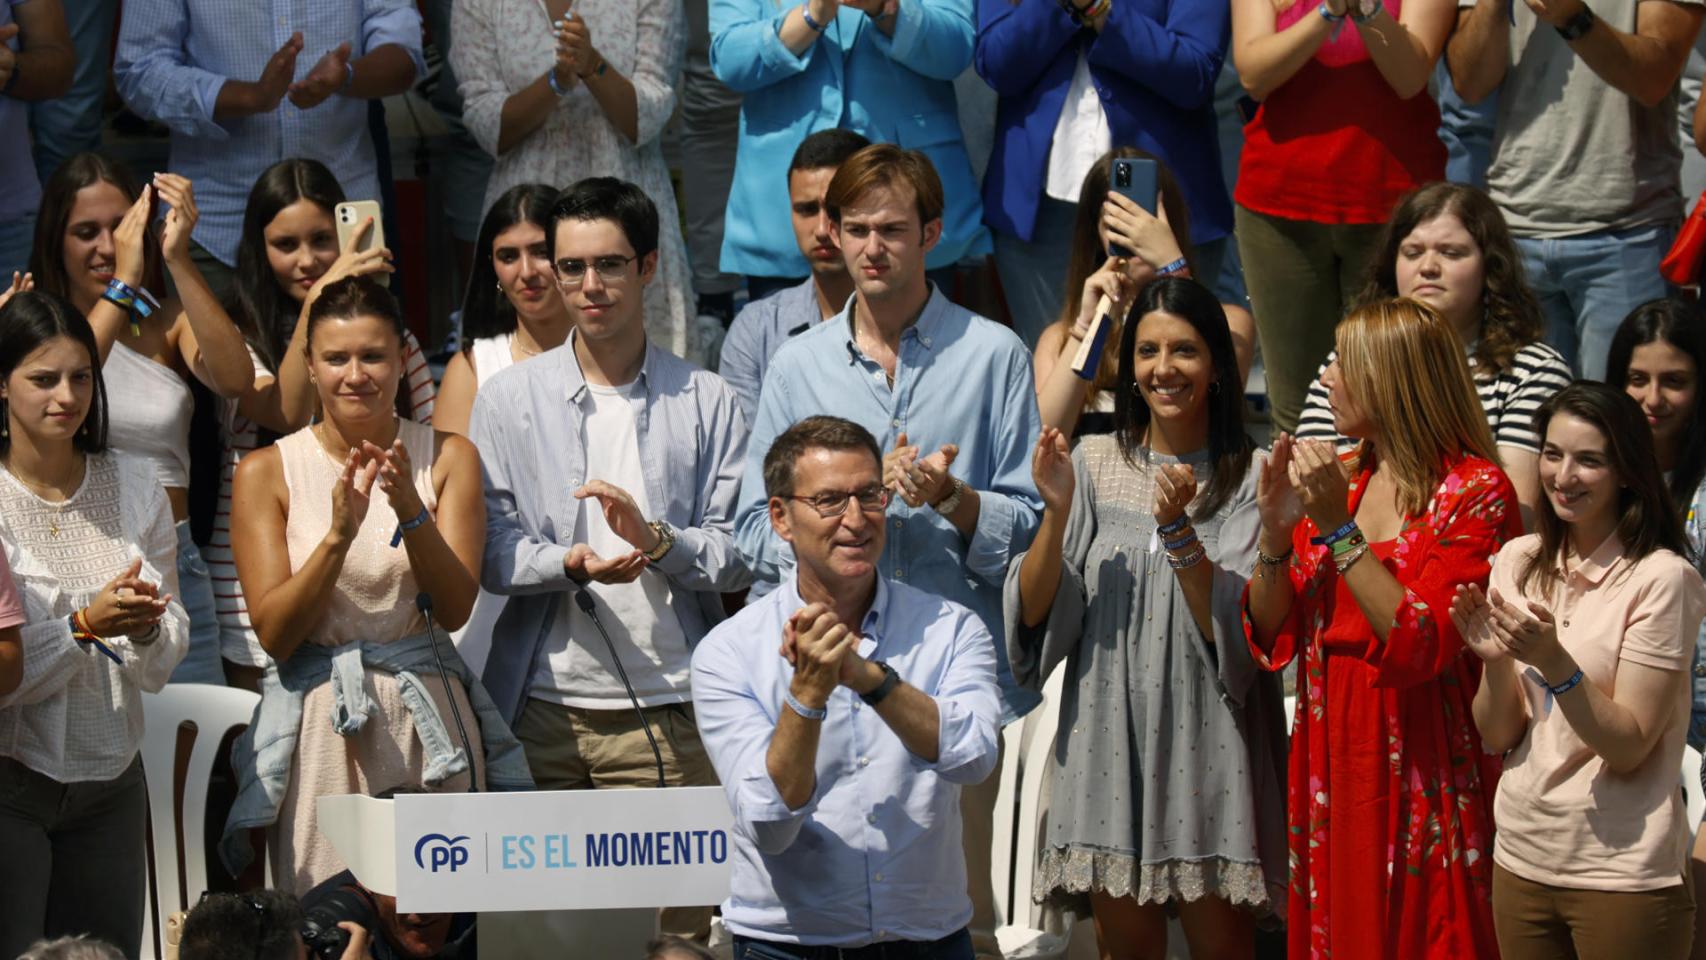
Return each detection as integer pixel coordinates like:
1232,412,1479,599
1357,182,1542,379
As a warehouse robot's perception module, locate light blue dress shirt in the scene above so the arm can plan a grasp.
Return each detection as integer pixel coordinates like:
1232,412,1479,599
717,278,823,424
691,573,1000,946
112,0,425,266
734,284,1044,721
469,336,752,726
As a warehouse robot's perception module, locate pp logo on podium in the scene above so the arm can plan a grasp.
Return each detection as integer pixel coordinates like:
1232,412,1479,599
414,834,471,873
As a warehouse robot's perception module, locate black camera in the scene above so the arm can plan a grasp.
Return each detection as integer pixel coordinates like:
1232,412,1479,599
300,885,378,960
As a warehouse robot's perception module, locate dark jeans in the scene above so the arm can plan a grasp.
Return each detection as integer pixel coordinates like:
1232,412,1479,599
734,928,974,960
0,755,148,959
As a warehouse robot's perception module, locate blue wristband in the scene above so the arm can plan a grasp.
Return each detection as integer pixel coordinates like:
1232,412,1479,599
1157,514,1191,537
1546,669,1585,697
1155,257,1190,277
784,690,827,721
546,66,570,96
1310,519,1359,547
389,507,430,547
800,4,827,31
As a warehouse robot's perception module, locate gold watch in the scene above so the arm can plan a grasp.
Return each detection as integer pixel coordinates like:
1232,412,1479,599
644,520,676,561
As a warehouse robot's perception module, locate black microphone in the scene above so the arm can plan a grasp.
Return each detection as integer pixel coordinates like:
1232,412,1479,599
574,587,666,789
417,592,478,793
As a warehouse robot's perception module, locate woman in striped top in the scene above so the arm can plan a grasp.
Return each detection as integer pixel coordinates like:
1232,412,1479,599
209,160,436,685
1295,182,1570,529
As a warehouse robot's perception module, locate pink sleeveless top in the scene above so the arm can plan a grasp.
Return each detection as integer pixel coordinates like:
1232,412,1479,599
278,419,439,646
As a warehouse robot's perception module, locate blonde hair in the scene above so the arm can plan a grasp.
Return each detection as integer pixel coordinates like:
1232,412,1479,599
1336,298,1500,515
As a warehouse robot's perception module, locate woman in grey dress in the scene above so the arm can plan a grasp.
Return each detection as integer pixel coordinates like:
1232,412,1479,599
1007,277,1287,959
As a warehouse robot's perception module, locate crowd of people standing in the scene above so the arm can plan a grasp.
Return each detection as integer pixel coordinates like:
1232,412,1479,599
1,0,1705,958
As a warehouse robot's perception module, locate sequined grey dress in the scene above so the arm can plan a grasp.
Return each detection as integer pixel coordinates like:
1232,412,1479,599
1003,436,1288,917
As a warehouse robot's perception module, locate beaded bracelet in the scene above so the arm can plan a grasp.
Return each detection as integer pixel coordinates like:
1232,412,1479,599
1167,544,1206,569
1256,543,1293,566
1332,542,1369,574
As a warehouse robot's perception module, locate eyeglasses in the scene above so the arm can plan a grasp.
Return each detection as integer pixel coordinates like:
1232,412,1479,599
552,254,639,288
787,485,889,518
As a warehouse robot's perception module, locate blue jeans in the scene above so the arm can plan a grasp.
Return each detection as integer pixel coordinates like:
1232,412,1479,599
28,0,119,183
1515,223,1674,380
169,520,225,684
0,212,34,278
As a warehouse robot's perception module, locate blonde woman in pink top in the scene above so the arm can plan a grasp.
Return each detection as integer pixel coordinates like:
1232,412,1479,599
1453,381,1706,960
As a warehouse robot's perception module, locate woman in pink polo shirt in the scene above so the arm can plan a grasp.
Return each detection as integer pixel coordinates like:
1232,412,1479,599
1453,381,1706,960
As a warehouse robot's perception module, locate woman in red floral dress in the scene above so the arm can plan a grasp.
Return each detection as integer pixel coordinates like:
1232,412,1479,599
1245,298,1517,958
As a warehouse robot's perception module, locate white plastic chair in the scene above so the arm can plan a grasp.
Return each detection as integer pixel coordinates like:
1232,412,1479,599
139,684,262,959
1285,694,1297,735
995,665,1070,959
1683,745,1704,834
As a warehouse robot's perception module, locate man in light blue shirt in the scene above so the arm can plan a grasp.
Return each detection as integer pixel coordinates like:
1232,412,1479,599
471,178,749,942
718,128,867,422
732,144,1040,959
693,415,998,957
113,0,424,283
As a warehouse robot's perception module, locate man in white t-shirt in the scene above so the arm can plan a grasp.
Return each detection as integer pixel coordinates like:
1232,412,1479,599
1448,0,1702,378
469,177,751,942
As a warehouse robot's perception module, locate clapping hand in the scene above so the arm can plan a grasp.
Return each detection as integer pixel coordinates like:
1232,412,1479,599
1449,583,1507,662
112,185,153,288
85,558,172,638
1153,463,1197,528
884,432,958,508
1286,438,1352,533
574,480,660,553
783,603,862,708
563,542,648,584
154,174,199,267
0,271,31,312
359,439,424,523
1032,427,1074,513
249,33,304,114
329,447,379,546
289,41,353,110
1256,434,1305,544
554,11,597,78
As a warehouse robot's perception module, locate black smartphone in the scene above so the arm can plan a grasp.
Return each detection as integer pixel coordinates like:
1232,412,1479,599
1107,157,1159,259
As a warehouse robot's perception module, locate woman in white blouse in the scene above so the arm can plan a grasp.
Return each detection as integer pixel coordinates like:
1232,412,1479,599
0,290,188,959
450,0,697,362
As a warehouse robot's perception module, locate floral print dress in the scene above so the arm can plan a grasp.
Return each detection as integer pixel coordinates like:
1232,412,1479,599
1244,455,1517,958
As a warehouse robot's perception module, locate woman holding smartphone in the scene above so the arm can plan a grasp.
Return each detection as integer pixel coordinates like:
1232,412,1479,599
1454,383,1705,959
0,290,187,958
28,152,255,684
208,158,436,682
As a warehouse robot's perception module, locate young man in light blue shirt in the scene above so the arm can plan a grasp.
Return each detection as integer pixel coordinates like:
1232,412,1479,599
694,415,998,958
732,144,1041,960
470,177,749,943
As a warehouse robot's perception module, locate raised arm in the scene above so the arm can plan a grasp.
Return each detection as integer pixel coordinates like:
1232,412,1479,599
371,433,484,631
1446,0,1512,102
867,0,977,81
1087,0,1228,109
231,447,353,662
711,0,830,92
1534,0,1702,107
1232,0,1342,101
157,175,256,398
567,0,684,145
974,0,1082,97
451,0,569,157
1349,0,1457,99
4,0,74,101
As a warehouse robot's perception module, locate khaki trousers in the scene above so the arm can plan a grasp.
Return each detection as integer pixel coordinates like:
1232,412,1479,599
1493,861,1695,960
516,698,719,942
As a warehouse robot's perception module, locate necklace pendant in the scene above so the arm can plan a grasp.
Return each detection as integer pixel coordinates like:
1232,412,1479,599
48,520,58,538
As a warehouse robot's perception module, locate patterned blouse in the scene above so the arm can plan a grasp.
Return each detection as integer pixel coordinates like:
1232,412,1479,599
1244,454,1518,958
450,0,697,363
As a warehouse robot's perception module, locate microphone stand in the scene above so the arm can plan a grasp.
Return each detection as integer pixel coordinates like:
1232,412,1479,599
575,587,667,789
417,592,478,792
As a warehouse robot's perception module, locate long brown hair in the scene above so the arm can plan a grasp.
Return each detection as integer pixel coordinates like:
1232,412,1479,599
1357,182,1541,378
1336,298,1501,515
29,152,161,304
1518,383,1688,595
1052,148,1195,404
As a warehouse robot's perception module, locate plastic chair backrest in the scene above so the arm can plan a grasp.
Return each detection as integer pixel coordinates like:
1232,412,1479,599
139,684,262,959
990,718,1022,928
1010,664,1065,931
1683,745,1704,830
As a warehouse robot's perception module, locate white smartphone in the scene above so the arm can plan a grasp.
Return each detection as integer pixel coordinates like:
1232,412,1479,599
334,200,386,254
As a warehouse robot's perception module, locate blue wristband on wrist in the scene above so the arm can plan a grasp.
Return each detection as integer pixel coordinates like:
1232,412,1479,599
784,690,828,721
1546,669,1585,697
1155,257,1190,277
389,507,430,547
1310,519,1359,547
801,4,827,30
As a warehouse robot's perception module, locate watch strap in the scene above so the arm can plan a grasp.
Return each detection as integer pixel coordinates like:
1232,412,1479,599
644,520,676,561
931,477,965,516
1555,5,1594,40
859,660,901,707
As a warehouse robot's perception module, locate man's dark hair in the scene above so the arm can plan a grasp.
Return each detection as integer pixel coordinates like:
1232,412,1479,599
643,934,716,960
788,129,872,177
180,890,305,960
548,177,659,261
762,415,883,499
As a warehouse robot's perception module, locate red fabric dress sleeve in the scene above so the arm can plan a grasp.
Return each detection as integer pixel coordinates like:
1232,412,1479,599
1243,522,1317,672
1367,460,1520,689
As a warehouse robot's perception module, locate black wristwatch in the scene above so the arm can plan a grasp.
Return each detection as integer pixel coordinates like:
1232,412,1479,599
1555,5,1595,41
859,660,901,707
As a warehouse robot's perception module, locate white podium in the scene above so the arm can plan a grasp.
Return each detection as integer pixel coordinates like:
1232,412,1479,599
317,786,735,913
